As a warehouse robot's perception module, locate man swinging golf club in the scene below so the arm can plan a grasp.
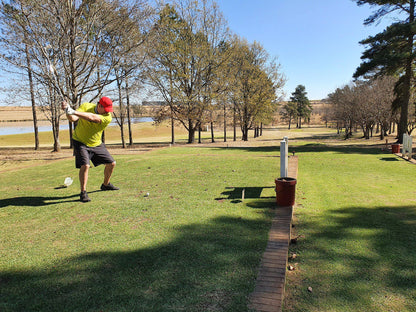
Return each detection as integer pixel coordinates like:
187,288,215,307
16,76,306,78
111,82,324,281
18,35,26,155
62,97,119,202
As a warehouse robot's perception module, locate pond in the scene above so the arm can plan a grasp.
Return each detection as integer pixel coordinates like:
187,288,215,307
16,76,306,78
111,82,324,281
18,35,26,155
0,117,154,136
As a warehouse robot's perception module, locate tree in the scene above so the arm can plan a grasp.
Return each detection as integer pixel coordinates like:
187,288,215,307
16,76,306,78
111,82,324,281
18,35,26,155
289,85,312,129
145,0,229,144
0,0,151,151
368,76,396,140
280,101,297,129
229,37,284,141
0,1,39,149
354,0,416,143
328,84,358,139
354,81,375,139
327,76,396,140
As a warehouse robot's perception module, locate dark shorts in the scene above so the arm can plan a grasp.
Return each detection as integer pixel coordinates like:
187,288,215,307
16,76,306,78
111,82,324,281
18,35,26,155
72,140,115,169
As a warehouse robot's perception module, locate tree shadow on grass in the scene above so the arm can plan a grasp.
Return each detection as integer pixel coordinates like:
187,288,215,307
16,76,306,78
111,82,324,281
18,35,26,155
216,186,275,204
290,205,416,311
0,216,271,312
379,157,399,162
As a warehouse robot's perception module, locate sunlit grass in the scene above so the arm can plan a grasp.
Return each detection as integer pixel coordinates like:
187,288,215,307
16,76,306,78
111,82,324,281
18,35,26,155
2,124,414,311
284,146,416,312
0,146,278,311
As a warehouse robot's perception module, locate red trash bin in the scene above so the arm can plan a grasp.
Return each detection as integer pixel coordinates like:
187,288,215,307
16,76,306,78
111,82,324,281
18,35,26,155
275,177,297,207
392,144,400,154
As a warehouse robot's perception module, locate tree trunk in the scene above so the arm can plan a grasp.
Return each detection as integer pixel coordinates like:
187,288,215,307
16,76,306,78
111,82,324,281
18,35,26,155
52,118,61,152
188,119,195,143
50,92,61,152
233,104,237,141
242,124,248,141
198,123,201,144
125,76,133,146
397,1,415,143
171,109,175,145
223,103,227,142
25,43,39,150
116,75,126,148
211,121,215,143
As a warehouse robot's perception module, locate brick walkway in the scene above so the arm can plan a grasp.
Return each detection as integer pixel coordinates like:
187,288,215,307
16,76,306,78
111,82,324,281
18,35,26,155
248,156,298,312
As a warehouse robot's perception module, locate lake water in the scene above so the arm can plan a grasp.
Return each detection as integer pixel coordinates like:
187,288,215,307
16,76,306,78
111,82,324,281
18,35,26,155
0,117,154,136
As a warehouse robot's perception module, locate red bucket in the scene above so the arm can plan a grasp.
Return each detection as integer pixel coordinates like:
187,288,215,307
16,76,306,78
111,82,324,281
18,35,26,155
392,144,400,154
275,177,297,207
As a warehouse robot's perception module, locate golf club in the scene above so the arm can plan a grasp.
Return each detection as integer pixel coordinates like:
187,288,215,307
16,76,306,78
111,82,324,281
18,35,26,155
42,44,66,101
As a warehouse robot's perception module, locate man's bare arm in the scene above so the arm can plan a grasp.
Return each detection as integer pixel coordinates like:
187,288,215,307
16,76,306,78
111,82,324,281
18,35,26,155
72,111,102,123
62,101,102,123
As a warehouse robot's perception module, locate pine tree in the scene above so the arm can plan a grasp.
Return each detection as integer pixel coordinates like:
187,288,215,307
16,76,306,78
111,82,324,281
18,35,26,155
290,85,312,128
353,0,416,143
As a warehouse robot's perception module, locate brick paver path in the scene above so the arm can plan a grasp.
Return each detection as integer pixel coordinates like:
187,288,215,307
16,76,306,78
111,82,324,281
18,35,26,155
248,156,298,312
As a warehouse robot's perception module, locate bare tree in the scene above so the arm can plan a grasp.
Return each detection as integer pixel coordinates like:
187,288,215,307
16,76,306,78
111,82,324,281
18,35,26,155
0,1,40,149
328,84,357,139
145,0,230,143
0,0,152,151
328,76,397,140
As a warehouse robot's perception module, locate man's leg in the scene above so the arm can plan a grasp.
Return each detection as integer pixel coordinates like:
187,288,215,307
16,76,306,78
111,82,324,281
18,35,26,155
103,161,116,185
101,161,119,190
73,140,92,202
91,144,119,191
79,164,91,202
79,164,90,192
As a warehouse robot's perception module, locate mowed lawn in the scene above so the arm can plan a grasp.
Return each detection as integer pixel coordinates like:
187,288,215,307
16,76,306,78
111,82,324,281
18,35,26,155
3,130,416,312
285,143,416,312
0,145,278,312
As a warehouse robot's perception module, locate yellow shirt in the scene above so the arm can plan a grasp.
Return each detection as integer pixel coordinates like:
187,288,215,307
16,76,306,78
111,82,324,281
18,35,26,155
72,102,112,147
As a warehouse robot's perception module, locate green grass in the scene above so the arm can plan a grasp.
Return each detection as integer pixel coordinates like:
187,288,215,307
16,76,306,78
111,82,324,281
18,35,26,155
285,144,416,312
3,125,416,311
0,146,278,312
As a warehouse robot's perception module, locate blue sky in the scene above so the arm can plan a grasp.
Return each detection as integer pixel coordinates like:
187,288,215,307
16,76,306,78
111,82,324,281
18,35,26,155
215,0,395,100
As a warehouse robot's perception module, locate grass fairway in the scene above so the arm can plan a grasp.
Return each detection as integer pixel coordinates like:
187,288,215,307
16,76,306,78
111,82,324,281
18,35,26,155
3,125,416,311
0,145,278,312
285,143,416,312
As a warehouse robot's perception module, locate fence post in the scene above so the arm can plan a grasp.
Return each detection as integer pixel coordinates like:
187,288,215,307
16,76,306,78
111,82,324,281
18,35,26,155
280,138,288,178
403,134,413,159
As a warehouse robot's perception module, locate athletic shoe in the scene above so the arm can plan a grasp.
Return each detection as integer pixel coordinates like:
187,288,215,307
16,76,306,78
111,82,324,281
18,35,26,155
101,183,119,191
80,191,91,202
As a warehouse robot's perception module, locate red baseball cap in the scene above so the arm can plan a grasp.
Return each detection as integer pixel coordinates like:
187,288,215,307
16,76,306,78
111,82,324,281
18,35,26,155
99,96,113,113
